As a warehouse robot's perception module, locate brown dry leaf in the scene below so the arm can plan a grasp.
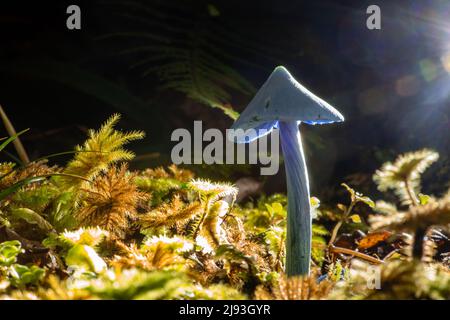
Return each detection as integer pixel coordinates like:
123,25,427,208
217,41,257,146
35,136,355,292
357,230,393,250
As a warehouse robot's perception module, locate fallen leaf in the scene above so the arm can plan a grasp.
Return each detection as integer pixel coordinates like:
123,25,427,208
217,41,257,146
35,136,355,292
357,230,392,250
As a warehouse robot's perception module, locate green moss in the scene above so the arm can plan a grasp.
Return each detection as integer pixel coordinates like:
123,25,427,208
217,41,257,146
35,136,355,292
0,116,448,300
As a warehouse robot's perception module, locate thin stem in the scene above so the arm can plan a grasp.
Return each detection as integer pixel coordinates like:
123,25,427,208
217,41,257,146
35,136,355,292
193,196,210,240
43,173,92,183
274,231,285,270
0,105,30,164
329,245,384,265
328,202,355,246
404,178,419,206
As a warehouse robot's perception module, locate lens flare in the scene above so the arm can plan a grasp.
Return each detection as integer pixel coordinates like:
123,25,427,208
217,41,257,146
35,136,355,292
441,52,450,73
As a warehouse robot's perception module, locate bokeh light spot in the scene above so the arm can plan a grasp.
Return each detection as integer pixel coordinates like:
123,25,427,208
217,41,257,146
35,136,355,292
441,52,450,73
358,86,387,115
419,59,438,82
395,75,420,97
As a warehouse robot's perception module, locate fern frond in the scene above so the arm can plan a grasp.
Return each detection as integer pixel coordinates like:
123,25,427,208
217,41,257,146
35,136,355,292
332,260,450,300
134,165,194,206
256,269,334,300
76,164,147,239
374,200,398,215
139,195,202,232
0,162,15,180
112,236,193,271
215,243,260,289
99,1,267,119
373,149,439,206
60,227,109,247
370,198,450,232
167,164,194,182
11,185,59,213
61,114,144,188
201,200,229,248
188,178,238,204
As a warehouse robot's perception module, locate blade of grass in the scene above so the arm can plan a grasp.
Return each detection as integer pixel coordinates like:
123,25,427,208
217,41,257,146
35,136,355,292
0,129,29,153
0,176,47,201
2,150,23,166
0,173,90,201
30,150,108,165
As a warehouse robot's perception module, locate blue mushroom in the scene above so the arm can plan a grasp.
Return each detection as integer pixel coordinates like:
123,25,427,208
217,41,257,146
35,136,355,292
230,66,344,276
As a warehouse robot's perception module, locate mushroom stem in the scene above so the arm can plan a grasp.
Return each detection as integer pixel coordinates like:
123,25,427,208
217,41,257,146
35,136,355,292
279,121,311,276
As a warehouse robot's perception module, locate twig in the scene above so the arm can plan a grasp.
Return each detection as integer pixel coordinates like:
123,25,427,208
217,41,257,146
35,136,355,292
328,202,355,246
329,245,384,265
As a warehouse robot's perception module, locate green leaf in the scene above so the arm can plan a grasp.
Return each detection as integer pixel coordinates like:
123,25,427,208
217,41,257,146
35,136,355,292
10,208,54,232
9,264,45,286
264,226,285,258
66,244,107,274
0,240,22,267
60,227,108,247
0,214,10,228
341,183,375,208
418,193,431,205
312,224,329,236
349,214,362,224
271,203,284,215
357,196,375,208
264,204,275,216
0,129,29,153
264,202,285,221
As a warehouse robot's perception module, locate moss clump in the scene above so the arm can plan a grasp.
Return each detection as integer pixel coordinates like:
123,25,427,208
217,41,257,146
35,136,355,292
0,116,449,300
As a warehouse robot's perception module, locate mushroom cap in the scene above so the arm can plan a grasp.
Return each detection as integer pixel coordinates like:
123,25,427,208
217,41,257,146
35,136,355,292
230,66,344,143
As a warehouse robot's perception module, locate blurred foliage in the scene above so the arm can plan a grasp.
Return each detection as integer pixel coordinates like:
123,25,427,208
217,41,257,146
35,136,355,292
99,0,266,119
0,240,45,289
373,149,439,207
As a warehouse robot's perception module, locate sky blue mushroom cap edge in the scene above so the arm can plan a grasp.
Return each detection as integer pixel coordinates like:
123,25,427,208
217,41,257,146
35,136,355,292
230,66,345,143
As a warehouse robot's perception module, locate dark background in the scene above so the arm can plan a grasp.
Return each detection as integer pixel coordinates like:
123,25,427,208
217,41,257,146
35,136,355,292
0,0,449,201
